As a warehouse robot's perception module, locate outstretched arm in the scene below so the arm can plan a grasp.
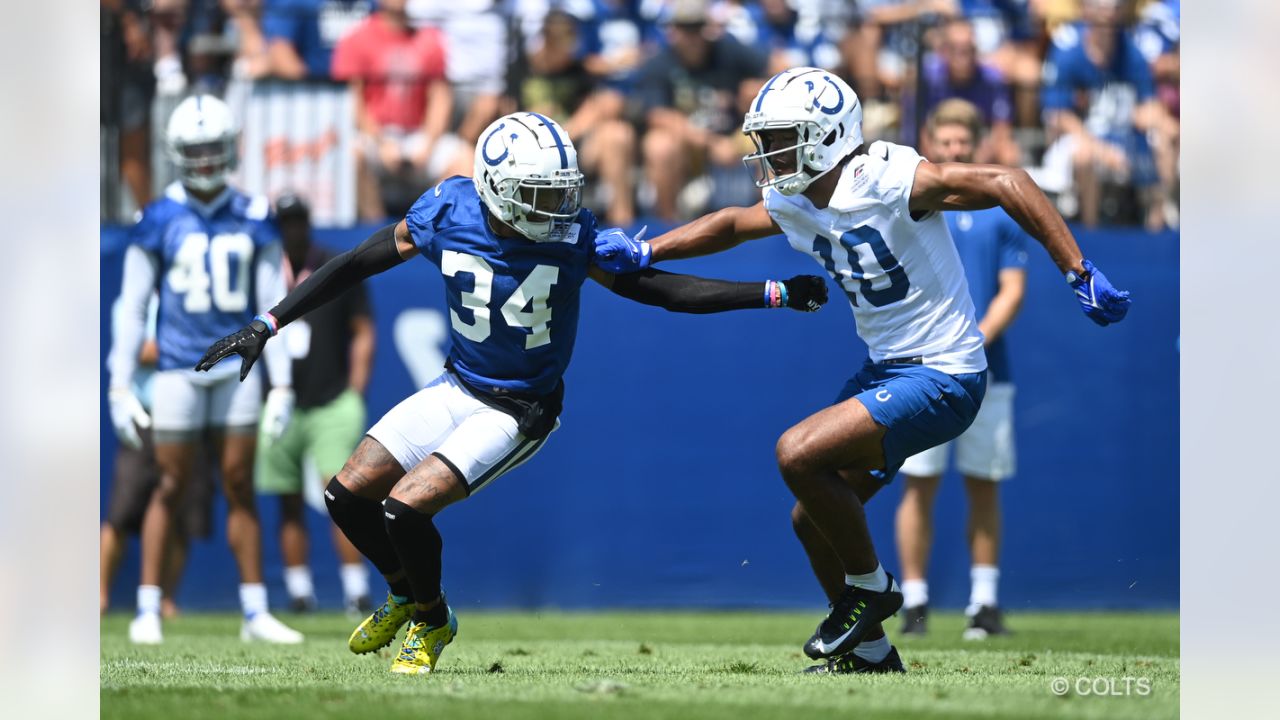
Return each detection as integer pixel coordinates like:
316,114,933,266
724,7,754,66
648,201,781,262
196,221,414,378
910,162,1130,325
594,202,781,274
588,267,826,314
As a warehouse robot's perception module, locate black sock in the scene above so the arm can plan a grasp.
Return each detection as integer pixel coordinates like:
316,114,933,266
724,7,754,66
383,497,445,623
324,478,410,599
414,603,449,628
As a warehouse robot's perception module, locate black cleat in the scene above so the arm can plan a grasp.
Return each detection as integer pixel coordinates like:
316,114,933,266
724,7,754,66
900,604,928,635
963,605,1010,639
804,646,906,674
803,574,904,660
288,596,317,613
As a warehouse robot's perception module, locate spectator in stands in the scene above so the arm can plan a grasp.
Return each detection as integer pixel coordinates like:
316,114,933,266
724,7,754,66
102,0,158,211
258,195,376,615
520,9,636,225
716,0,844,76
579,0,647,91
1135,0,1178,223
1041,0,1176,230
152,0,193,95
261,0,372,80
960,0,1045,128
637,0,767,220
911,17,1019,165
407,1,509,150
845,0,958,97
841,0,958,141
331,0,470,220
221,0,272,80
1135,0,1178,118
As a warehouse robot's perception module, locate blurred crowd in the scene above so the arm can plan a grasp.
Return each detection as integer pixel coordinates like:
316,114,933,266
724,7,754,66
102,0,1179,230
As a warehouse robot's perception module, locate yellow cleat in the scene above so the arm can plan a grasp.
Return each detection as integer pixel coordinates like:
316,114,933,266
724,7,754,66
347,593,413,654
389,609,458,676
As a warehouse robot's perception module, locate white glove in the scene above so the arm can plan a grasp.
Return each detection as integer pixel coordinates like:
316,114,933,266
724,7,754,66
261,387,296,442
108,387,151,450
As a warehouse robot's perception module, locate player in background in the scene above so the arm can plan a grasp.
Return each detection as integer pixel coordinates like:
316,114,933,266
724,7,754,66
107,94,302,645
196,112,829,676
257,194,376,615
895,100,1028,639
101,294,216,618
596,68,1131,674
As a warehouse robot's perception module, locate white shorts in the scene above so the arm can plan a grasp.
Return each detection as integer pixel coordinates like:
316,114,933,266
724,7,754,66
150,366,261,439
366,371,555,495
899,382,1016,481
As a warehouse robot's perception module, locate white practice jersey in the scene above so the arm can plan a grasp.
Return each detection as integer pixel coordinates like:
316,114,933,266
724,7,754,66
764,141,987,375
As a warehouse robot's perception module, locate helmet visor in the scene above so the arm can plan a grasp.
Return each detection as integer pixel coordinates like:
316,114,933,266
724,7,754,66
515,173,583,220
743,127,814,189
169,138,236,187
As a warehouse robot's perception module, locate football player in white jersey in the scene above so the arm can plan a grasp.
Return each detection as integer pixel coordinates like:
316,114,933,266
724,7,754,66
596,67,1131,674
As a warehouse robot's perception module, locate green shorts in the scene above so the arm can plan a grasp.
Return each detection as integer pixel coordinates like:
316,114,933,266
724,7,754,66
256,389,367,495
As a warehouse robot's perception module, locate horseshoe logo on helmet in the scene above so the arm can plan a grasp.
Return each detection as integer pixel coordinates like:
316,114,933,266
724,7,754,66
815,76,845,116
481,122,512,166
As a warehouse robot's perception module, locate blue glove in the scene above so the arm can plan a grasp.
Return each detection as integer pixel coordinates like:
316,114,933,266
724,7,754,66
1067,259,1131,326
593,226,650,274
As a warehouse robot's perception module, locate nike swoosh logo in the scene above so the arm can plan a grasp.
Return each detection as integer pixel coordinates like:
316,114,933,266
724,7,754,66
814,625,858,655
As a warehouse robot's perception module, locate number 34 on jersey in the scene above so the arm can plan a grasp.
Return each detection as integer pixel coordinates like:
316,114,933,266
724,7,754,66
442,250,559,349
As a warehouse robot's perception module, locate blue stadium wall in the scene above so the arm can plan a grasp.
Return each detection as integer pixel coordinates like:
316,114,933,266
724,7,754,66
100,223,1178,611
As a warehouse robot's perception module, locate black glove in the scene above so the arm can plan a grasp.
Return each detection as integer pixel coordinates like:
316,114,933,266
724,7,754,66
194,318,272,381
783,275,828,312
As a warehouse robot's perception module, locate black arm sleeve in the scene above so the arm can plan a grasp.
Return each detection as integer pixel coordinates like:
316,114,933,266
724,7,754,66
270,223,404,327
607,268,765,314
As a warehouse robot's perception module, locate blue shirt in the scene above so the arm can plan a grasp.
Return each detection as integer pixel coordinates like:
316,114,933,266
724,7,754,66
131,185,281,371
945,208,1029,383
262,0,372,79
1041,22,1154,137
406,177,597,396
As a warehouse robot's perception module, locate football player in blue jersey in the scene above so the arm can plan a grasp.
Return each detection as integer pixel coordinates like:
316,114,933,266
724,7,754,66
107,95,303,645
195,111,829,675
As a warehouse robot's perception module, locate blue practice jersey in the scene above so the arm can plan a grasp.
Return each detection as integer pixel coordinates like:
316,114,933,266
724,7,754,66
945,208,1029,384
130,183,281,371
406,177,596,396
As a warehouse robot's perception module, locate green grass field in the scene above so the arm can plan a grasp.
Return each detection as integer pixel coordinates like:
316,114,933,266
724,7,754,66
101,610,1178,720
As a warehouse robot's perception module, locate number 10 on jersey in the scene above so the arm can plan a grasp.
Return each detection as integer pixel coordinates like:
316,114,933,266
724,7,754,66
812,226,911,307
441,250,560,349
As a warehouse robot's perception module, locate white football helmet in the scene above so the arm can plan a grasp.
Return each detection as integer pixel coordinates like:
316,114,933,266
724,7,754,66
165,94,239,193
742,67,863,196
473,112,585,242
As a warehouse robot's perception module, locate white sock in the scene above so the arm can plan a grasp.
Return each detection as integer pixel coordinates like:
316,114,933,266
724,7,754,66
852,634,891,663
283,566,314,601
240,583,269,619
846,563,889,592
137,585,162,616
340,563,370,602
901,579,928,608
969,565,999,611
